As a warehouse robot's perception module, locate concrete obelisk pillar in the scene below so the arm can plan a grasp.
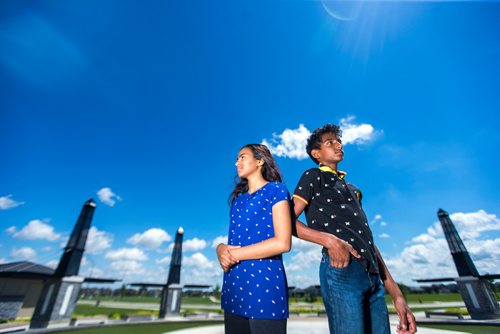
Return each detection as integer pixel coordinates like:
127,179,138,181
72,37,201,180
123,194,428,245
159,227,183,318
30,199,96,328
438,209,500,319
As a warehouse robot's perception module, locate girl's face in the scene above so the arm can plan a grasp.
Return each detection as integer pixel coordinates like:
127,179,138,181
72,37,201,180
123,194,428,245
235,147,262,179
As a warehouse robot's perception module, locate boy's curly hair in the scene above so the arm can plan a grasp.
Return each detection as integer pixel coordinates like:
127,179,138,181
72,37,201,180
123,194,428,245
306,124,342,164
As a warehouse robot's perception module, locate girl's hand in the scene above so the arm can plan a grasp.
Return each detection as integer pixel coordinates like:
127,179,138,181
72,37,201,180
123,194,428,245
216,244,240,272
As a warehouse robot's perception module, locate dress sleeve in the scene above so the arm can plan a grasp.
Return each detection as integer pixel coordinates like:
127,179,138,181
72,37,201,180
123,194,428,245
269,182,290,207
293,169,316,206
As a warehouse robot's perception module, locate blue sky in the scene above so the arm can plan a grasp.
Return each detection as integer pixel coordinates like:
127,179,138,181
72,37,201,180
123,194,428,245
1,0,499,288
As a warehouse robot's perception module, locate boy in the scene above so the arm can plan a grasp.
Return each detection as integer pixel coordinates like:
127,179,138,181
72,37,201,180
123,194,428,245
292,124,416,334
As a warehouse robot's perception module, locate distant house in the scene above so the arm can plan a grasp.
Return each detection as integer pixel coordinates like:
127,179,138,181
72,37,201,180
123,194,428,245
288,285,321,298
0,260,119,322
0,261,55,320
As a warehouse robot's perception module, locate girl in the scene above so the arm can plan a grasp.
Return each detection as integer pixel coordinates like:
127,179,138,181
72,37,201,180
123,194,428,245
216,144,292,334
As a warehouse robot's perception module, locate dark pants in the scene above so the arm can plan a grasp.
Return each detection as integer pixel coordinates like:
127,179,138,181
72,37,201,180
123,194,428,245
224,312,287,334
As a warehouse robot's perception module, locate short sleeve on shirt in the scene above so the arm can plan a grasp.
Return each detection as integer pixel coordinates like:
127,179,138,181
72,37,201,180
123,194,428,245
293,169,317,205
268,182,290,207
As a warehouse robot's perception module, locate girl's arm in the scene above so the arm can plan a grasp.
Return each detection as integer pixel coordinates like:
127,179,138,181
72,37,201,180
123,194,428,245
229,200,291,261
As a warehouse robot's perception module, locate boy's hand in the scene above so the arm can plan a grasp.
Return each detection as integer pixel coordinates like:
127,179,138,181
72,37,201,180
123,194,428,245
216,243,240,272
393,296,417,334
322,233,361,268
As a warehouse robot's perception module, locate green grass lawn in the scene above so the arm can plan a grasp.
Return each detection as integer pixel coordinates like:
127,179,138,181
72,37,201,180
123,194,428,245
74,304,222,319
291,293,477,305
89,296,160,303
181,296,217,305
419,324,500,334
52,321,222,334
395,292,499,304
74,305,158,318
88,292,499,306
76,293,499,319
386,293,464,304
389,306,468,313
84,295,216,305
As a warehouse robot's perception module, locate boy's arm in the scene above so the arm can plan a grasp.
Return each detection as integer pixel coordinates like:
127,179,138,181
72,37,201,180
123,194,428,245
293,197,360,268
375,246,417,334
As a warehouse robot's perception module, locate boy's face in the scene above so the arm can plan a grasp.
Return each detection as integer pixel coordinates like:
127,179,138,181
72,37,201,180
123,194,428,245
312,133,344,165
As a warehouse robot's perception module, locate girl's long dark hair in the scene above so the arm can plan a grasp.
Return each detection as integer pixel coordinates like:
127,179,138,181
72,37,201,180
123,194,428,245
229,144,282,204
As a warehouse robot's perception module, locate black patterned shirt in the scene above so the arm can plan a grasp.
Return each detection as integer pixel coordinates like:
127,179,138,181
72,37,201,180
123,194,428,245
293,166,379,274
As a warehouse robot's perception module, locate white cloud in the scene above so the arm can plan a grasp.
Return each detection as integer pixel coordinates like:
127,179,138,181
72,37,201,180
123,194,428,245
370,214,387,227
291,237,322,253
262,118,378,160
109,260,145,275
81,257,90,267
167,238,209,252
11,247,37,260
285,238,322,272
410,234,435,244
385,210,500,285
46,260,59,269
183,252,215,270
283,239,323,287
13,219,61,241
97,187,122,207
262,124,311,160
59,236,69,248
156,246,171,254
156,256,171,265
339,116,377,145
0,195,24,210
78,257,106,278
371,214,383,225
378,233,390,239
105,248,148,261
183,238,207,252
86,226,113,254
127,228,171,249
86,267,105,278
450,210,500,239
286,272,319,289
5,226,17,234
181,252,220,285
212,235,227,248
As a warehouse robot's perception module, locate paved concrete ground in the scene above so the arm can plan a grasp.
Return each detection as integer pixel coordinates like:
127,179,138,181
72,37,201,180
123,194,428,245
165,316,469,334
1,315,484,334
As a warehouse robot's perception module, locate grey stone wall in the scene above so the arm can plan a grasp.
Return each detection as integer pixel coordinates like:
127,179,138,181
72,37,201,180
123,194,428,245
0,296,23,320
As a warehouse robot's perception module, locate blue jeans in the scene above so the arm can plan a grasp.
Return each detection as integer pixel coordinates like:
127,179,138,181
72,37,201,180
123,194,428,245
319,253,390,334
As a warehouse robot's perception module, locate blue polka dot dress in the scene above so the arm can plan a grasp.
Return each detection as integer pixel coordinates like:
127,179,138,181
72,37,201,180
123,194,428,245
222,182,290,319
